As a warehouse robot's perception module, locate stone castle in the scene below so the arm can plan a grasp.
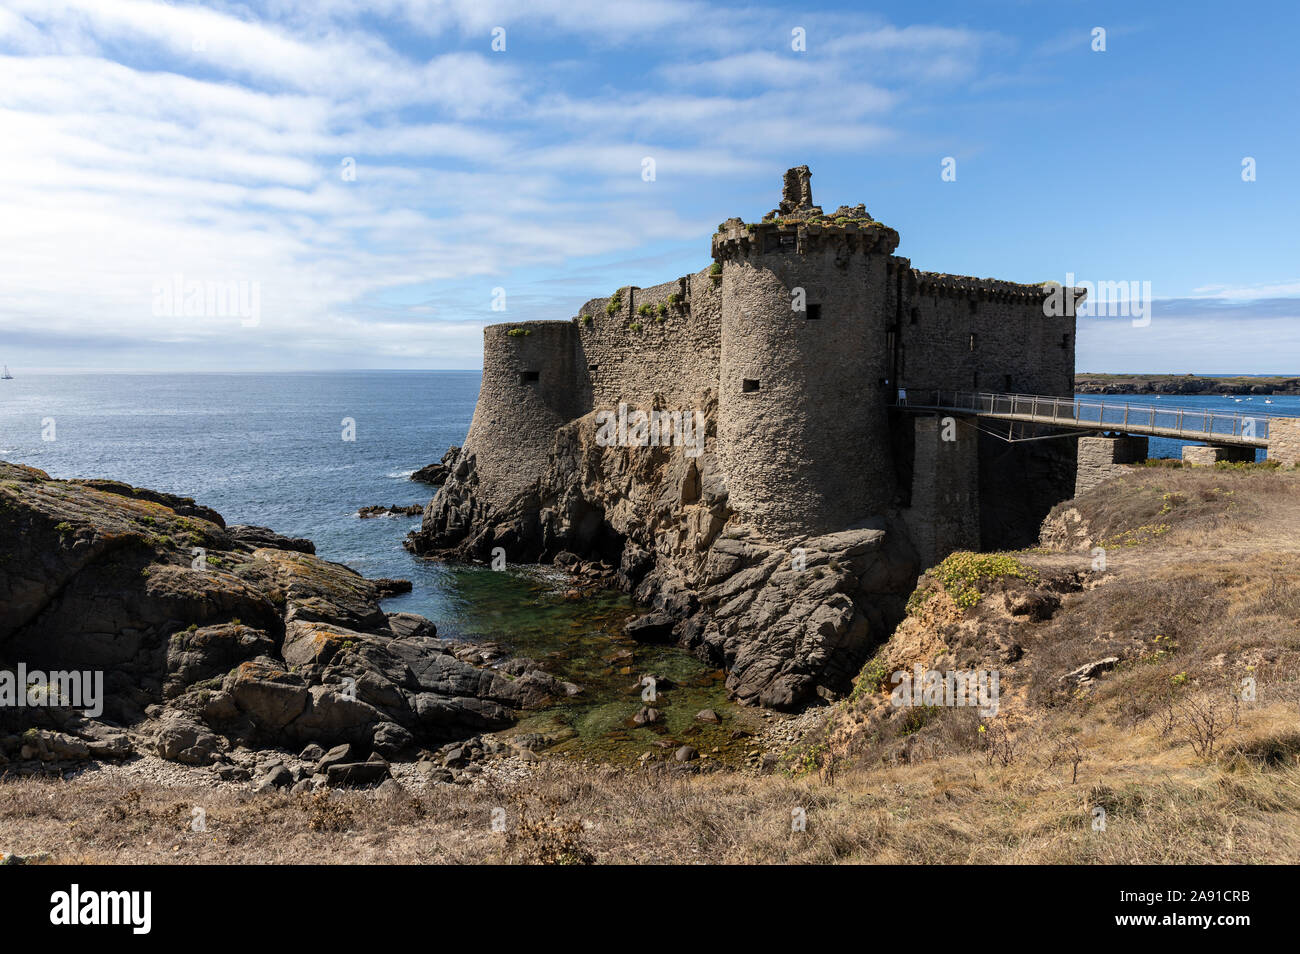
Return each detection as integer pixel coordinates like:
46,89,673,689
446,166,1079,562
413,167,1085,707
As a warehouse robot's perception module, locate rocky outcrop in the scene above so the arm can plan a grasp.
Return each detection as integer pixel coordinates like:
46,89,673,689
0,461,577,780
358,505,423,518
408,394,919,710
411,446,460,486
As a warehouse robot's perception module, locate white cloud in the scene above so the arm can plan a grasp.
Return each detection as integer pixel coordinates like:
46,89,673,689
0,0,1014,369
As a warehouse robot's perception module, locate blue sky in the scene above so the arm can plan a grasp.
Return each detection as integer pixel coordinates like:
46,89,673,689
1,0,1297,372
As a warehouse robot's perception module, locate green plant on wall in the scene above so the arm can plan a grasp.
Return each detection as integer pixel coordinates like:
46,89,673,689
506,327,532,337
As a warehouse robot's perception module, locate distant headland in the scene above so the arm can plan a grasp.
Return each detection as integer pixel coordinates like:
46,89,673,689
1076,373,1300,395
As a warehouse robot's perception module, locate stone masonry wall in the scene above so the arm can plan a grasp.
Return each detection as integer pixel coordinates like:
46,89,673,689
896,271,1075,398
905,415,980,566
460,320,581,512
1181,444,1256,465
573,267,722,413
1075,434,1148,496
715,222,898,539
1267,418,1300,467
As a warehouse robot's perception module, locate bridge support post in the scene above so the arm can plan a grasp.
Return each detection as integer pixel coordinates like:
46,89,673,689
1181,444,1256,465
1266,418,1300,467
1075,434,1147,496
905,415,980,567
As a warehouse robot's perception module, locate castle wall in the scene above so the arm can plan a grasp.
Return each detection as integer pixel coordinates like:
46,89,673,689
715,223,898,538
895,271,1075,398
905,415,980,565
573,267,722,412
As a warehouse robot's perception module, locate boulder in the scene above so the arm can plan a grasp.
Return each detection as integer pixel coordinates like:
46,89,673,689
326,761,390,787
148,711,222,765
624,612,676,642
223,658,310,731
226,525,315,554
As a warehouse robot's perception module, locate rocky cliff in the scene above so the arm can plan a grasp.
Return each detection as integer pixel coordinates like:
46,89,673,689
408,391,920,709
0,462,575,784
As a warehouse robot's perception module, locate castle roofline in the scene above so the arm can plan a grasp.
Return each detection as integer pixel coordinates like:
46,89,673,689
906,269,1087,302
712,216,901,260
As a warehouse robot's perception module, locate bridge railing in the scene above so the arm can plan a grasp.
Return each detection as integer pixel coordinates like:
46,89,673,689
895,388,1272,443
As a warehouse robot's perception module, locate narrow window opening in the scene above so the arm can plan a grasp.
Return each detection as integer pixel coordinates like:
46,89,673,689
742,379,761,393
587,364,598,371
968,333,977,352
909,307,919,325
520,371,540,384
968,299,978,314
1004,374,1013,392
1060,333,1071,349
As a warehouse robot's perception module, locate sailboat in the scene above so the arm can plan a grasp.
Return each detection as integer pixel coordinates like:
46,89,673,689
0,366,12,380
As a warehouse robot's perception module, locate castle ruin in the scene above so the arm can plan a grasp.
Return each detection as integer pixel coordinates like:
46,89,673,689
446,166,1080,562
414,167,1086,707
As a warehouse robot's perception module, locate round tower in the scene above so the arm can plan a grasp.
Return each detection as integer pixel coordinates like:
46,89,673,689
462,320,579,514
712,168,901,539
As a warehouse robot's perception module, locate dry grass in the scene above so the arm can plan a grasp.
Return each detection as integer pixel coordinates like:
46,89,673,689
3,732,1299,864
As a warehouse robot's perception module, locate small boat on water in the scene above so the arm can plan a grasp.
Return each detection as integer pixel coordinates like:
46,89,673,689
0,366,12,380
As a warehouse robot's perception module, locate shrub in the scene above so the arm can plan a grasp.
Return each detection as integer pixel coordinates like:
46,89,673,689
932,551,1038,609
629,322,643,332
506,328,531,337
709,262,722,276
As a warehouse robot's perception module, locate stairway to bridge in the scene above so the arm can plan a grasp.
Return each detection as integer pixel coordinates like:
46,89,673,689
895,389,1274,448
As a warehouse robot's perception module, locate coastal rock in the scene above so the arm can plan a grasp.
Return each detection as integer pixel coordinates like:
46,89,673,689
624,612,675,642
0,461,579,768
411,446,461,486
147,710,222,765
226,524,316,554
358,505,423,519
165,622,276,698
409,395,917,709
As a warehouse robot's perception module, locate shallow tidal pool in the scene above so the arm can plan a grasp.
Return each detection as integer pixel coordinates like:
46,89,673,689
400,562,768,766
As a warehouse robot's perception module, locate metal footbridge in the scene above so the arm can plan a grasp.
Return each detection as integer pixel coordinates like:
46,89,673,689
895,389,1274,447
